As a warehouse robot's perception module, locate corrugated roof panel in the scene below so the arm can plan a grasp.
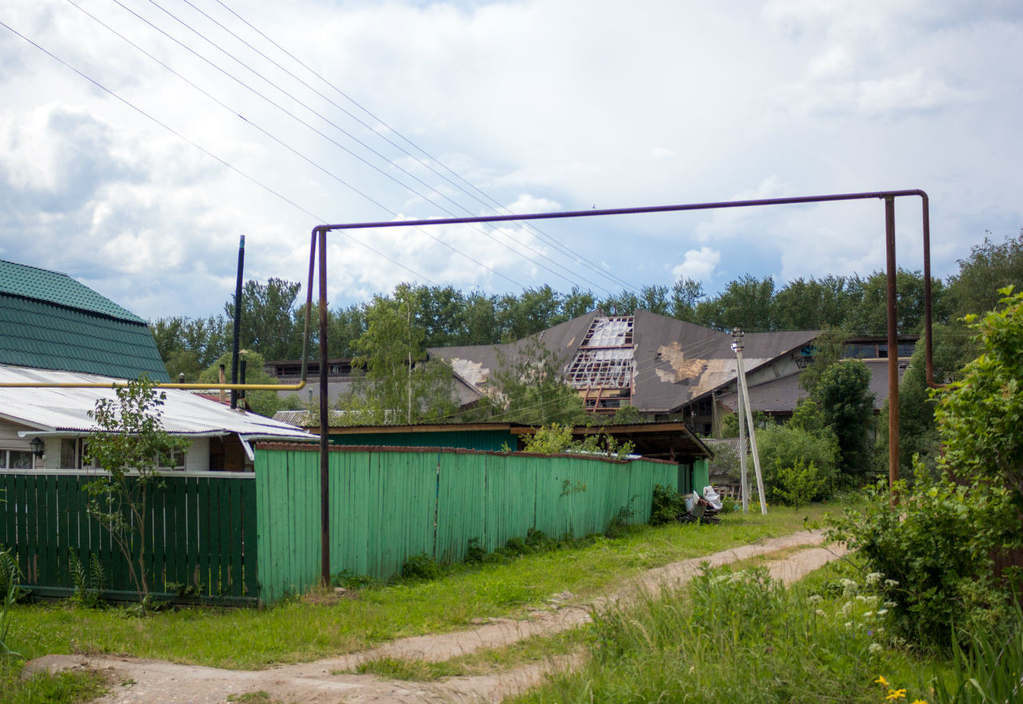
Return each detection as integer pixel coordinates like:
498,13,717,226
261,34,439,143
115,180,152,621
0,365,315,439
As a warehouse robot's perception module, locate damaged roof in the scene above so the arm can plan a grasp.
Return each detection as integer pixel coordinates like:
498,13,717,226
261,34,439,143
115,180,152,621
428,309,820,415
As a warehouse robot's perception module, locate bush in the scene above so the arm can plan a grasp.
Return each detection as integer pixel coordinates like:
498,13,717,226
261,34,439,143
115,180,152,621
755,423,839,504
400,553,442,582
828,466,1017,650
649,484,686,526
774,459,826,508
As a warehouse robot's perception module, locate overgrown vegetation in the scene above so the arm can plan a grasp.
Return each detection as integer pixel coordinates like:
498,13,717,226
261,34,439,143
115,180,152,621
512,563,935,704
519,423,634,459
832,288,1023,651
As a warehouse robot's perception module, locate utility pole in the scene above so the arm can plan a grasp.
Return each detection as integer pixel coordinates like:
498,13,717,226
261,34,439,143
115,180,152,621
732,329,767,514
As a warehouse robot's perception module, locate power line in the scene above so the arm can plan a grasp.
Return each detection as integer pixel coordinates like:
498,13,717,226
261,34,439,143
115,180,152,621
210,0,640,293
0,17,437,289
68,0,526,290
121,0,613,294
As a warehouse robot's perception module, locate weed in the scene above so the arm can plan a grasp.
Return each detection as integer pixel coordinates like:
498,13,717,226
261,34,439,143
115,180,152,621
331,571,379,590
400,553,442,582
0,661,107,704
69,553,105,609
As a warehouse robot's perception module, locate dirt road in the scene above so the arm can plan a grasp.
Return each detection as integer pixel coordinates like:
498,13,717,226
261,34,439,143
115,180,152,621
26,530,846,704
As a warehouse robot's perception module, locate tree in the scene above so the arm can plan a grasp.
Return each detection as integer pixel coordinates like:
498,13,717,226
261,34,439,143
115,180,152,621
670,278,705,322
693,275,776,331
198,350,295,418
224,278,302,361
947,230,1023,320
845,269,949,336
84,377,190,601
936,287,1023,496
773,275,858,330
812,359,875,474
150,315,229,381
483,336,586,426
797,328,847,395
340,287,458,425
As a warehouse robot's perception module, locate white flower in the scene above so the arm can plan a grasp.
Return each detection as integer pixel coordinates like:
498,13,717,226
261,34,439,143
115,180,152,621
863,611,874,619
866,572,883,586
809,594,823,604
869,643,883,654
816,609,826,617
841,602,853,615
884,601,897,609
844,621,853,628
884,579,899,587
878,609,889,616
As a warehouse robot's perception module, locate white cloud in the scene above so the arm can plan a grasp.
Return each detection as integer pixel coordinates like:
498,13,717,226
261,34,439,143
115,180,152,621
672,247,721,283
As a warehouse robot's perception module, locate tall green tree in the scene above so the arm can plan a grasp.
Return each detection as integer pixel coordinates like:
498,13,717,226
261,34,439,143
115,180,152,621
224,278,302,361
150,315,229,381
947,230,1023,319
813,359,875,474
340,287,458,425
670,278,706,322
773,275,858,330
845,269,949,336
694,275,776,332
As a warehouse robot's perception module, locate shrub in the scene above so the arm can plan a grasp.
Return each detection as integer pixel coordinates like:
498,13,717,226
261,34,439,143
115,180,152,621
828,466,1016,649
400,553,442,582
774,459,825,508
649,484,686,526
755,423,839,503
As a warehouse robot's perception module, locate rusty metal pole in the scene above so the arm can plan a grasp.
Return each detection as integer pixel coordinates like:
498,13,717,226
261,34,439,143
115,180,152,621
318,227,331,584
921,193,935,386
885,197,900,493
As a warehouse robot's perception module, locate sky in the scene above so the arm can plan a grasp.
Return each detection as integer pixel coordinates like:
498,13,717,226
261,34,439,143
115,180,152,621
0,0,1020,321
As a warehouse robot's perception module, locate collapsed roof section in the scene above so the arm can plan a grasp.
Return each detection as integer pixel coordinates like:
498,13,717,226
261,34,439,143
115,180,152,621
427,309,820,417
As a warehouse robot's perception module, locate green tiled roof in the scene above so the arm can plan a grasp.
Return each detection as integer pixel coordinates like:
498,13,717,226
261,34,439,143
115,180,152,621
0,259,145,323
0,260,169,381
0,295,169,381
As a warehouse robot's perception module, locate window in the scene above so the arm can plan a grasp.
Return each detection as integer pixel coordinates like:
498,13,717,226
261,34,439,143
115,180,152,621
0,450,34,469
159,448,186,471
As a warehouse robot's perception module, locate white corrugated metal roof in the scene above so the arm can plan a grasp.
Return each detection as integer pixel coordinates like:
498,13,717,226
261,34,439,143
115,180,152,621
0,365,316,440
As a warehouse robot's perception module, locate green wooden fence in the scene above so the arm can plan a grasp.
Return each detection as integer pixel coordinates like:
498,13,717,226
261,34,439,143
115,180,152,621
2,448,681,605
256,446,678,602
0,470,257,603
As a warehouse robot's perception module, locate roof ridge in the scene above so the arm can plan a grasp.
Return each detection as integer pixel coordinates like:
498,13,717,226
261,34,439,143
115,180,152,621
0,259,145,323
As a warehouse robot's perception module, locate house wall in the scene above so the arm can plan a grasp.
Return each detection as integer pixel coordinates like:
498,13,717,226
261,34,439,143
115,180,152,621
0,418,39,469
185,438,210,472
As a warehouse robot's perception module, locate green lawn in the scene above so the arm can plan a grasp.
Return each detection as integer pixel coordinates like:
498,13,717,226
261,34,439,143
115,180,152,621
6,505,831,671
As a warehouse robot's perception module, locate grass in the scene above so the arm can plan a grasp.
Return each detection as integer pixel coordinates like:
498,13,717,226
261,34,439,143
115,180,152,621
0,660,107,704
351,629,589,681
7,504,831,671
509,557,946,704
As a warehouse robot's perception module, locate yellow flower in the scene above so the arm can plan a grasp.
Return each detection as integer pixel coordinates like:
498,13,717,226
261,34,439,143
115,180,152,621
874,676,890,687
886,689,907,700
911,700,929,704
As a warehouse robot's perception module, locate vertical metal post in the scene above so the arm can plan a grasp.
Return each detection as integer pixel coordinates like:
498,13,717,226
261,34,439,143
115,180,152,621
318,227,331,584
921,193,935,386
885,197,900,492
230,235,245,409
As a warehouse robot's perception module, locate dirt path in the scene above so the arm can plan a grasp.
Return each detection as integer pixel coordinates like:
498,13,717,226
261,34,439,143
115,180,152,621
25,530,846,704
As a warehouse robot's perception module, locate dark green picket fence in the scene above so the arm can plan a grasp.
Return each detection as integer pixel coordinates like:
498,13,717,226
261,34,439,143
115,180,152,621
0,471,257,603
256,445,678,602
1,447,680,605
